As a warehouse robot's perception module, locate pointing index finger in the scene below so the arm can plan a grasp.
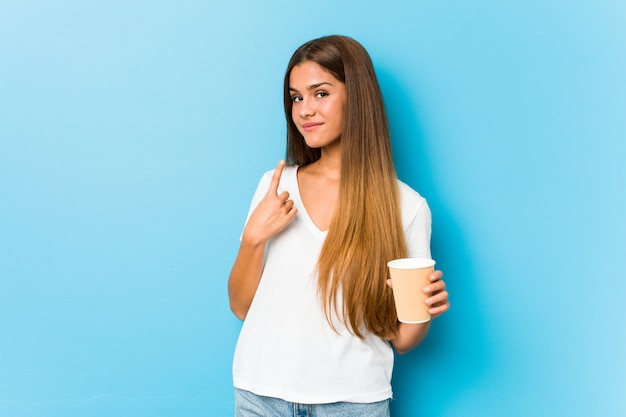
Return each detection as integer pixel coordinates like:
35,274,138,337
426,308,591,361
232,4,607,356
268,160,286,196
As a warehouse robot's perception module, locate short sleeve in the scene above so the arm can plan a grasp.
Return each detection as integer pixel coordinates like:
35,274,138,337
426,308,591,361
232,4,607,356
404,200,432,259
239,170,274,239
397,180,432,259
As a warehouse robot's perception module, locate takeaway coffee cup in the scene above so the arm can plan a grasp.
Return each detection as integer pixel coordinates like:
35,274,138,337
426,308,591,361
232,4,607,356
387,258,436,323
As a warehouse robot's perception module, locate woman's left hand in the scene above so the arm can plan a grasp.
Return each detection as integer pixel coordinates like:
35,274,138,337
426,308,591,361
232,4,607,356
423,270,450,318
386,269,450,353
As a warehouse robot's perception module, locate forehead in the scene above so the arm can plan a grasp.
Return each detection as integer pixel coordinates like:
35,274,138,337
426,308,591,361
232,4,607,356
289,61,341,86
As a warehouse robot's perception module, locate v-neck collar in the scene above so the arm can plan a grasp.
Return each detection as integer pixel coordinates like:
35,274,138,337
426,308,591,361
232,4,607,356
291,166,329,238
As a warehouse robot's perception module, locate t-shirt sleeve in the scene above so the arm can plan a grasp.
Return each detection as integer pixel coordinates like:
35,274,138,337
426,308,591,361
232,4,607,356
398,180,432,259
240,171,274,239
404,199,432,259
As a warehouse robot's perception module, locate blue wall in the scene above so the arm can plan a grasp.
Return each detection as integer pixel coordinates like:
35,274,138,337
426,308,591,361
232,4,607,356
1,1,624,416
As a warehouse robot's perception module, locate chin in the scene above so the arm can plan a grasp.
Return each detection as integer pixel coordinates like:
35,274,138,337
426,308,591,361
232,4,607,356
303,138,340,149
304,141,323,149
302,138,322,148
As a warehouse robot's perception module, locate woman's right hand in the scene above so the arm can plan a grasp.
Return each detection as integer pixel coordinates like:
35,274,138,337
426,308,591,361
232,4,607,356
229,161,298,319
241,160,297,246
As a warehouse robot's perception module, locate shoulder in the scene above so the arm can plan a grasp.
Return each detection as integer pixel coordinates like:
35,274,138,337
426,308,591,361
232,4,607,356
256,164,299,191
396,179,430,226
246,165,299,214
397,179,427,209
260,164,298,178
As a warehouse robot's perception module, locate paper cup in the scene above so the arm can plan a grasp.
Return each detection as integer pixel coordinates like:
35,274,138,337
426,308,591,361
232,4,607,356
387,258,436,323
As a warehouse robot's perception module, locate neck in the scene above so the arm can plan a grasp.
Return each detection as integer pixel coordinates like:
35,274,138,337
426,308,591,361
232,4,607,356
316,142,341,178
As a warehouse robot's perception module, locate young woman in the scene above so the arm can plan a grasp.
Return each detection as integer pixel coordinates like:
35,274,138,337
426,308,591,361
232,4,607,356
228,35,450,416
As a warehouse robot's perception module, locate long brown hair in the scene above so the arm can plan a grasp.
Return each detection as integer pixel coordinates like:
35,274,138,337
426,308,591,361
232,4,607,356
283,35,407,340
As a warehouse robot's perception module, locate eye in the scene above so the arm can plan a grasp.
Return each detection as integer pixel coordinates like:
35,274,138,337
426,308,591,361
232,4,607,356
291,95,302,103
315,91,329,98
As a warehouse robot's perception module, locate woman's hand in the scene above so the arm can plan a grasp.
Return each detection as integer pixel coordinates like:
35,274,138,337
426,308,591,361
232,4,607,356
228,161,297,320
386,270,449,353
422,270,450,319
386,269,450,319
242,160,297,246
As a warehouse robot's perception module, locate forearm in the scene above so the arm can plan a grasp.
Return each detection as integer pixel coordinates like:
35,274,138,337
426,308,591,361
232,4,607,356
227,240,266,320
390,321,431,354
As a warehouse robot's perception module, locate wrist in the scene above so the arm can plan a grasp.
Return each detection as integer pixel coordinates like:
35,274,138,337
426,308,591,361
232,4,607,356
240,232,268,249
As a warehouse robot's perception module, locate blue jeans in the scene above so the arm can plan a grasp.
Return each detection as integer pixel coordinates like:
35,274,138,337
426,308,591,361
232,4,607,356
234,388,391,417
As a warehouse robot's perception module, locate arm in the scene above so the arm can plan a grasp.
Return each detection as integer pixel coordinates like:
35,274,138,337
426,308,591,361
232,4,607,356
228,161,297,320
389,269,450,354
227,239,268,320
390,321,431,355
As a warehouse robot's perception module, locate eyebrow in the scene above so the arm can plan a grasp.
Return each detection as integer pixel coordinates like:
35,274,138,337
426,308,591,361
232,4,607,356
289,82,333,93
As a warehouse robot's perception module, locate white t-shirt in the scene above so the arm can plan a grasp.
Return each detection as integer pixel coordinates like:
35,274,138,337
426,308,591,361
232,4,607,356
232,166,431,404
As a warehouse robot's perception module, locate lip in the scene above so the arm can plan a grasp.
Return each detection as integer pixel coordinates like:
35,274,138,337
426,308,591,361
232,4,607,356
301,122,323,132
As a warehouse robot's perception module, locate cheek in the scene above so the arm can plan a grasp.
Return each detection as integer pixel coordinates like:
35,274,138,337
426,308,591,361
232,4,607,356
291,112,304,135
332,106,345,130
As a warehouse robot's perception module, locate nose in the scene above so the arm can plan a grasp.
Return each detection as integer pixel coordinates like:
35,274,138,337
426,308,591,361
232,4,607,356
299,98,315,118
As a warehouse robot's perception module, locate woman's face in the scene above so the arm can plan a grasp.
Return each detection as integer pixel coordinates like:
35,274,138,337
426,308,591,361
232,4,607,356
289,61,346,150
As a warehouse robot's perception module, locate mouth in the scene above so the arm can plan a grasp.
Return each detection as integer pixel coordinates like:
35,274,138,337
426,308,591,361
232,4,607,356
301,122,323,132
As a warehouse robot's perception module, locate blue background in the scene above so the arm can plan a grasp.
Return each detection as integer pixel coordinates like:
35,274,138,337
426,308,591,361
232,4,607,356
1,1,625,416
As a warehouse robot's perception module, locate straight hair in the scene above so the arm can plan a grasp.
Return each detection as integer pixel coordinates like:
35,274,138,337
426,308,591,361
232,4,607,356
283,35,407,340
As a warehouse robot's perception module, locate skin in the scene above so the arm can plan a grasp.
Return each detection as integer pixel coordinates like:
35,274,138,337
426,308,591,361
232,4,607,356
387,272,449,354
228,159,297,320
227,61,450,354
289,61,345,231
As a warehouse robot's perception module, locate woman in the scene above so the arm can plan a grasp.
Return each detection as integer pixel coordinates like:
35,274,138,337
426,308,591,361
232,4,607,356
228,35,450,416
